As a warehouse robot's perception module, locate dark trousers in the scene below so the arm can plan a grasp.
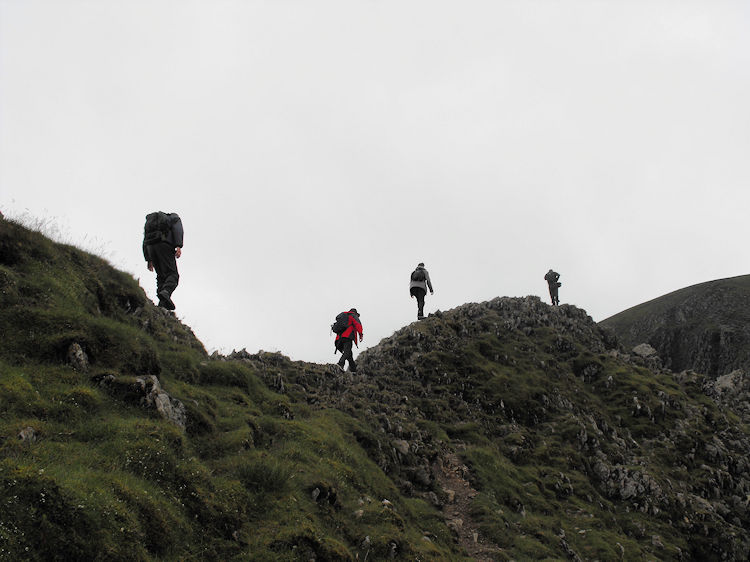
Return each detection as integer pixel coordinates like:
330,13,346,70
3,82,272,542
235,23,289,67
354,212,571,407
410,287,426,317
336,338,356,372
548,284,559,305
147,242,179,297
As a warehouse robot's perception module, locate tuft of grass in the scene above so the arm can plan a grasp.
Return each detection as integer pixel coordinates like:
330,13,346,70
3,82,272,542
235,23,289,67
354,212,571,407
238,456,294,496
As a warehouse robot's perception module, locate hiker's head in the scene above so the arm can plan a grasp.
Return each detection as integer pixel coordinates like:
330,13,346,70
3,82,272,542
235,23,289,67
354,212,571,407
349,308,358,315
418,262,425,267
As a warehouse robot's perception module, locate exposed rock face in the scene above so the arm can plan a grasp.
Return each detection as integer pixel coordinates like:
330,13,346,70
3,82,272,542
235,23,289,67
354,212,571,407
703,369,750,422
18,427,37,443
601,275,750,377
632,343,657,358
95,373,186,429
137,375,187,429
67,342,89,372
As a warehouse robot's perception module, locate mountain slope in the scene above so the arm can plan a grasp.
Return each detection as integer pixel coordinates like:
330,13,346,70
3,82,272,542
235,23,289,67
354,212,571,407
2,216,749,561
600,275,750,376
0,217,459,560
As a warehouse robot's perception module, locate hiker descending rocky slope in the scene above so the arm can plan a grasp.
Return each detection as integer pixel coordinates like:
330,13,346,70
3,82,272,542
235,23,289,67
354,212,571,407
2,217,750,560
601,274,750,377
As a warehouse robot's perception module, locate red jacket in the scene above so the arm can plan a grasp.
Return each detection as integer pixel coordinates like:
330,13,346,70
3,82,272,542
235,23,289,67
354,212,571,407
336,312,363,346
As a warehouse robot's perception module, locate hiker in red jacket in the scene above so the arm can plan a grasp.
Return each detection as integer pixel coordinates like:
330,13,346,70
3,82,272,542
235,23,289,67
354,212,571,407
332,308,363,373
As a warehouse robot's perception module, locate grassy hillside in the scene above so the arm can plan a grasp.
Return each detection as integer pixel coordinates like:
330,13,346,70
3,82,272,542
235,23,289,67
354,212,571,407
0,217,460,560
1,217,749,561
600,275,750,376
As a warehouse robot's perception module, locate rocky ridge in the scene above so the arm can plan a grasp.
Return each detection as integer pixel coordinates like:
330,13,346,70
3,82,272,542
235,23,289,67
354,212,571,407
236,296,750,560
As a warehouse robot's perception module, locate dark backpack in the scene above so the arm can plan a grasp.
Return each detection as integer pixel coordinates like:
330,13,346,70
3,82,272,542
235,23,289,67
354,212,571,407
331,312,351,335
144,212,172,245
411,268,426,282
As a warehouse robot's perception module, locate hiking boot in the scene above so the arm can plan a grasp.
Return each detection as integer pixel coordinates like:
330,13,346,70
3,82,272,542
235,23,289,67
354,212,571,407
333,363,345,373
158,290,175,310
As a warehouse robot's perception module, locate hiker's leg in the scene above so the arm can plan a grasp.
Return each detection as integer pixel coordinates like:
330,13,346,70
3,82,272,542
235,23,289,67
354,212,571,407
340,339,354,370
414,287,427,318
150,242,179,296
345,340,357,372
410,287,420,315
335,340,345,367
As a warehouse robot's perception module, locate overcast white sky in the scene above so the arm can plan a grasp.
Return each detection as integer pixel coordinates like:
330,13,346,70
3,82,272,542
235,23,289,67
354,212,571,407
2,1,749,363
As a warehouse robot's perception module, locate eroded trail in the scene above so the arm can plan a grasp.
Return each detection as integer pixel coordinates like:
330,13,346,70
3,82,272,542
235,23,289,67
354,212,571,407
433,452,504,561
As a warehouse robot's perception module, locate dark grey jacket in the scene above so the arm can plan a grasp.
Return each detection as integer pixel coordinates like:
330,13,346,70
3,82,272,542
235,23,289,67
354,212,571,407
142,213,183,261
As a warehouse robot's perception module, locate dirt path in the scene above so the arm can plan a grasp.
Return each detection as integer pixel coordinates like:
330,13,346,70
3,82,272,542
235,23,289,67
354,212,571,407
432,452,504,561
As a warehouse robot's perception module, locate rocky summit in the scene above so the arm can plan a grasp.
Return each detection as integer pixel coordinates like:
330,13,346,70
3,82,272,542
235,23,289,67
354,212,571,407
1,216,749,560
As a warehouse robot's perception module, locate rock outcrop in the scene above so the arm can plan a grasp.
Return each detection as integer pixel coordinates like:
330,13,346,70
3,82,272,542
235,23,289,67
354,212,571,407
66,342,89,372
95,373,187,429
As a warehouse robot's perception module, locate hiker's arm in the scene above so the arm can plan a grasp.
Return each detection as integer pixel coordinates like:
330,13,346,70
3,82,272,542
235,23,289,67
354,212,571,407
175,247,182,258
171,216,184,248
147,261,154,272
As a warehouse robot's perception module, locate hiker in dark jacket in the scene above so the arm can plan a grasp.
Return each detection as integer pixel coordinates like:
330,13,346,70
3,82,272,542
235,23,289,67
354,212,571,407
334,309,363,373
409,263,434,319
544,269,560,306
142,212,183,310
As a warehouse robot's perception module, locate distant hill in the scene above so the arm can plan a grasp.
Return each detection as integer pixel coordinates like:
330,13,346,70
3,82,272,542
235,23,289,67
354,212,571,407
600,275,750,377
1,216,749,560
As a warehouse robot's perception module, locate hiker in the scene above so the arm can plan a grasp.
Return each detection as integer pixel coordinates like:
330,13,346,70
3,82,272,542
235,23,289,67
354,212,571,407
142,211,183,310
332,308,363,373
544,269,561,306
409,262,434,320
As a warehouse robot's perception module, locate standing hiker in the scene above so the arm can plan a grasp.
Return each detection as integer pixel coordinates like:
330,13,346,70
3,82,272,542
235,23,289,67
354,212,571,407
143,211,183,310
331,308,363,373
409,262,434,320
544,269,561,306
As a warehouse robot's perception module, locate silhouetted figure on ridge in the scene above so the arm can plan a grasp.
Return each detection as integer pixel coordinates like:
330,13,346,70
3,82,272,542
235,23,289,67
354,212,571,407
143,211,183,310
545,268,561,306
331,308,363,373
409,262,434,320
